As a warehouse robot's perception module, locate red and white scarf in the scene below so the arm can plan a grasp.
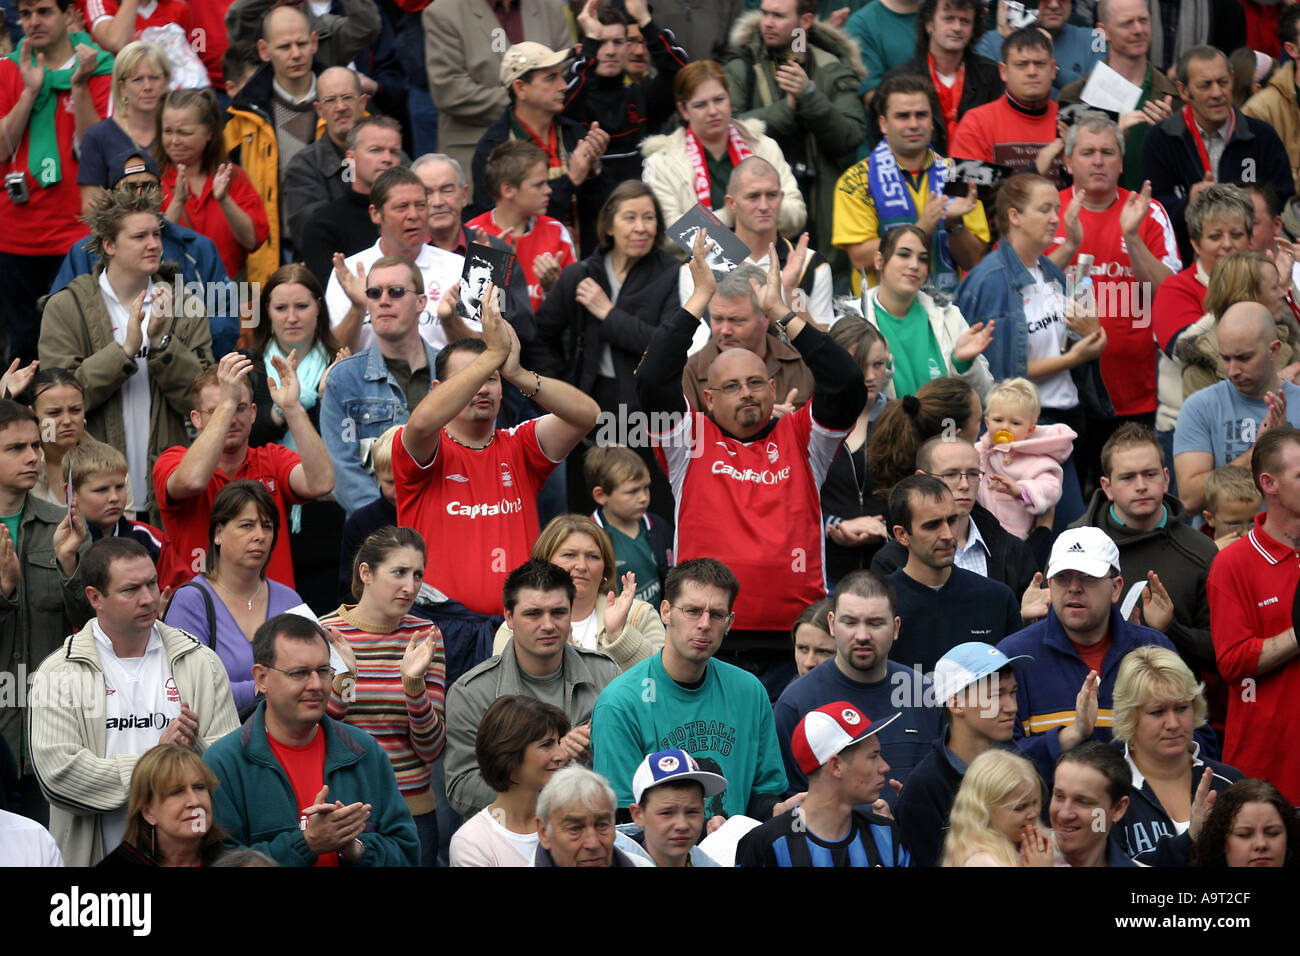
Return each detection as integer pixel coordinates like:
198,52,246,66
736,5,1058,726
684,123,753,208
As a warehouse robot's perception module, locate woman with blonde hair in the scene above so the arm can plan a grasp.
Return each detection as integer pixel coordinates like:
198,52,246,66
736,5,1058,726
492,514,665,671
941,749,1052,867
1178,250,1300,399
1110,645,1242,865
98,743,228,867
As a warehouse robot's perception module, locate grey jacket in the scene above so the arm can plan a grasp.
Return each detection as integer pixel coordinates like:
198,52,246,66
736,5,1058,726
444,640,621,817
227,0,381,68
282,134,349,246
0,494,93,773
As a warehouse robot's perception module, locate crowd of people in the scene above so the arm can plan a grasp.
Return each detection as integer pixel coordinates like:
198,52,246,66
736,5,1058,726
1,0,1299,872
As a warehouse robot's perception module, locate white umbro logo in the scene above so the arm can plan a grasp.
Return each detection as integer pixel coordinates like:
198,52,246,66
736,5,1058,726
447,474,469,482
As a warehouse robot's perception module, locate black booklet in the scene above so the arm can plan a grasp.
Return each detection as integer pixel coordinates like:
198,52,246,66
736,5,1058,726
458,242,516,323
668,203,751,277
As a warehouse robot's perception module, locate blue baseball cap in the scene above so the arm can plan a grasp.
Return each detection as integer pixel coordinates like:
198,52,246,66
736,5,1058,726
933,642,1034,703
631,749,728,805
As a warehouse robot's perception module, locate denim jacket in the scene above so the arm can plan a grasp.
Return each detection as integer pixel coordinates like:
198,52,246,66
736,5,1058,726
955,241,1113,418
319,341,439,516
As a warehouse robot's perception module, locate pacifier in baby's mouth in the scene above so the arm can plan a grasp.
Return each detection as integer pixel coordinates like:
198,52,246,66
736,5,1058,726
992,430,1016,444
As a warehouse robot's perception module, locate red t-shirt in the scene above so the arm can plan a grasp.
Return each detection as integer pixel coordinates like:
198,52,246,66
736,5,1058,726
81,0,192,37
949,97,1059,174
1068,632,1113,676
1049,186,1182,416
266,728,338,867
653,400,845,631
465,211,577,311
0,60,111,256
391,418,559,616
1151,264,1208,354
186,0,232,88
1207,514,1300,804
160,163,270,278
153,443,308,590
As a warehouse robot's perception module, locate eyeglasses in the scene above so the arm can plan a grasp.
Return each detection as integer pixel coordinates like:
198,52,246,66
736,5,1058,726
265,664,333,683
929,469,984,485
365,286,414,301
318,93,360,108
116,180,159,195
706,377,769,397
1051,570,1110,587
671,604,733,624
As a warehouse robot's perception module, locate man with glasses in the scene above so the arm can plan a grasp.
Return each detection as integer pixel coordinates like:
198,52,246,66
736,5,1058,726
154,351,335,590
885,474,1022,675
997,526,1195,770
31,538,237,866
205,612,419,866
637,239,868,701
592,558,793,824
325,166,465,353
871,435,1042,616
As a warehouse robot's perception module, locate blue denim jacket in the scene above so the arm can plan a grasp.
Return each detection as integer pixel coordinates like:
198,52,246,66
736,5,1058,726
957,241,1114,417
320,341,439,516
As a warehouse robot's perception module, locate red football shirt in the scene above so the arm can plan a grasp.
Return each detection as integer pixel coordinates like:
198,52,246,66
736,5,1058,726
82,0,192,38
1207,514,1300,804
392,418,560,616
0,60,111,255
465,211,576,311
160,164,270,278
949,97,1059,174
266,728,338,867
153,443,308,590
1050,186,1182,416
653,400,845,631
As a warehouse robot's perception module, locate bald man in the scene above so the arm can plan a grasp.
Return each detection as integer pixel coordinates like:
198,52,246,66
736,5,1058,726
636,235,868,701
1175,302,1300,512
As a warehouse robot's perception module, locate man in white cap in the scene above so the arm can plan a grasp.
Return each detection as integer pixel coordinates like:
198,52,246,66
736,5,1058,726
735,702,909,867
626,748,727,867
996,526,1198,773
895,641,1047,867
469,41,612,256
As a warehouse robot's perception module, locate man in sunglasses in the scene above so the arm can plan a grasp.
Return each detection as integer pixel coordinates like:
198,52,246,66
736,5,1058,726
592,558,793,827
205,612,420,866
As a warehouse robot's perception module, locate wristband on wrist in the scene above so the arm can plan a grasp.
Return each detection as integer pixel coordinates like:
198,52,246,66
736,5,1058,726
520,370,542,398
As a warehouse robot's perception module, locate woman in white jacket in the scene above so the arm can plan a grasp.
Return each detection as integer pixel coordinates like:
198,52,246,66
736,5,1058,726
641,60,805,239
863,225,994,403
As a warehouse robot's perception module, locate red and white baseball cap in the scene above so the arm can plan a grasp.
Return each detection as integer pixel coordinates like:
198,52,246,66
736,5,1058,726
791,702,900,776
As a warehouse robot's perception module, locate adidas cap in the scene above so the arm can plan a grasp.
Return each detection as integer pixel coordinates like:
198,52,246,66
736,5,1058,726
1045,527,1121,581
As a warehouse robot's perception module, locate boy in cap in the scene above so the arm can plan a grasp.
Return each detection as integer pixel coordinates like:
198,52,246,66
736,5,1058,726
895,641,1045,867
626,748,727,867
735,702,909,867
996,527,1213,772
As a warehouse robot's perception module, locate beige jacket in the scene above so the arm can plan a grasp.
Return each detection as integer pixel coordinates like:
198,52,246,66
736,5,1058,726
641,118,807,242
28,621,239,866
422,0,573,204
862,287,994,403
1245,61,1300,194
493,597,665,672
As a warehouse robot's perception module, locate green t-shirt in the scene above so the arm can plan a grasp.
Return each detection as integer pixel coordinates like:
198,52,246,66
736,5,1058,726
876,298,946,398
598,508,661,606
706,150,734,211
0,505,23,548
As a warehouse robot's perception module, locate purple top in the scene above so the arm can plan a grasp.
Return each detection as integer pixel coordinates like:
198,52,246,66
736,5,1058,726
164,575,306,711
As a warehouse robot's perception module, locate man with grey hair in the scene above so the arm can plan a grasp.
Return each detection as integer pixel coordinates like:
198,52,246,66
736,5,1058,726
282,66,371,241
533,765,645,867
1175,302,1300,512
1057,0,1178,192
681,263,816,415
1140,44,1293,266
414,153,532,335
1048,110,1180,431
679,158,835,336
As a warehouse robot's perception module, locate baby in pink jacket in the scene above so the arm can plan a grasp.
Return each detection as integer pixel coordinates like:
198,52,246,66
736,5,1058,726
975,378,1077,539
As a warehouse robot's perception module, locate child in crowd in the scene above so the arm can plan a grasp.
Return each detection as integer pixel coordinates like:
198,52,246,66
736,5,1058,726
976,378,1077,539
64,440,164,563
338,425,401,601
466,140,577,311
1202,464,1262,549
585,445,672,606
